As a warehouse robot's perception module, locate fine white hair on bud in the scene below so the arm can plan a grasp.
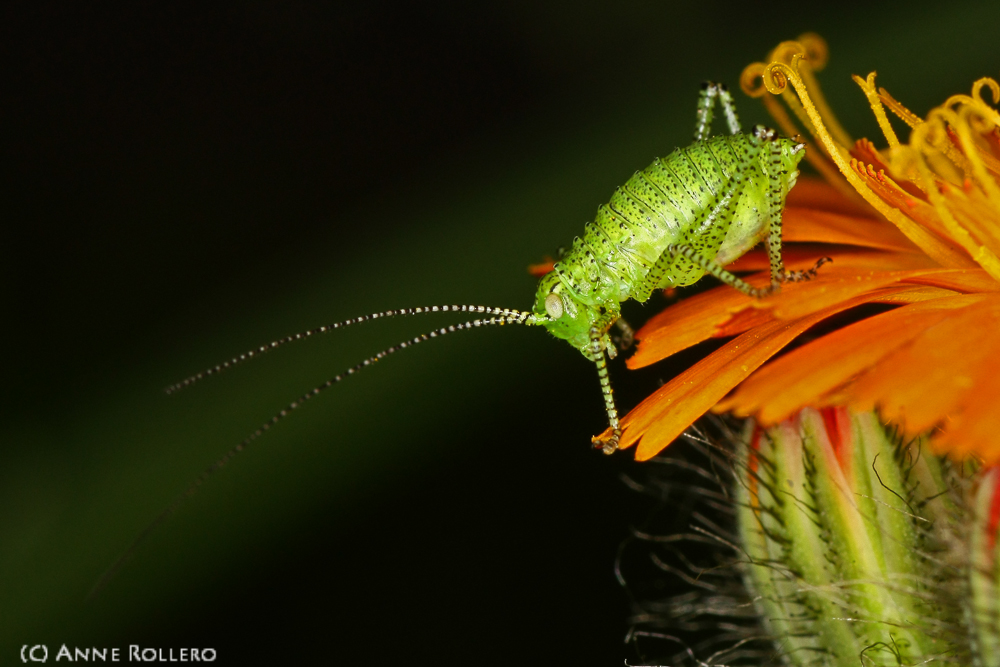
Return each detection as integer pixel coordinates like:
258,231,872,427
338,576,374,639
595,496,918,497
620,408,997,667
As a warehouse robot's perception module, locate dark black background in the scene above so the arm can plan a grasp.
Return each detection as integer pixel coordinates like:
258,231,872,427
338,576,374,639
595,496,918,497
4,1,999,663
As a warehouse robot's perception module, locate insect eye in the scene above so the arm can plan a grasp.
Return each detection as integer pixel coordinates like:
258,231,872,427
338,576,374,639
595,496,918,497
544,293,563,319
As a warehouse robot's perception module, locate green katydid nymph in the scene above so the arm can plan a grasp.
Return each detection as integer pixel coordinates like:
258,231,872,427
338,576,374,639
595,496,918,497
532,82,826,453
95,81,825,592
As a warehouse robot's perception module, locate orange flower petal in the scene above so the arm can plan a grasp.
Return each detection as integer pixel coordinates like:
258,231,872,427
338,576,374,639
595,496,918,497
785,177,876,218
727,247,939,273
619,290,916,461
629,264,951,369
716,292,990,425
627,276,775,370
866,285,963,305
765,268,944,320
845,295,1000,434
712,307,778,338
900,268,1000,293
782,206,921,252
933,364,1000,464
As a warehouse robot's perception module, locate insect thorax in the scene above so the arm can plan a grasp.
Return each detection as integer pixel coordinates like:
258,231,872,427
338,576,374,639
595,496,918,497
533,132,804,354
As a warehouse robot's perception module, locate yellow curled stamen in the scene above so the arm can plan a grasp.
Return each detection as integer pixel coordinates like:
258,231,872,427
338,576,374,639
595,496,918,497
766,34,850,147
877,87,924,129
740,62,769,98
948,105,1000,262
763,57,844,160
794,59,853,147
795,32,829,71
768,40,810,67
943,94,977,111
955,104,1000,209
945,78,1000,124
742,58,855,200
922,107,972,185
940,80,1000,181
906,112,1000,280
764,56,974,270
967,80,1000,130
972,77,1000,106
853,72,900,148
758,49,822,141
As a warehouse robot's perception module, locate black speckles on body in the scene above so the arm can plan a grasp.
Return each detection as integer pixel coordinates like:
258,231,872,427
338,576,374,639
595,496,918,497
555,132,775,307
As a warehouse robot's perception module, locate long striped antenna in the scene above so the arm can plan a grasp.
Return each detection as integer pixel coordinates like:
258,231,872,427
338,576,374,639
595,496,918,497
91,305,541,598
165,305,531,394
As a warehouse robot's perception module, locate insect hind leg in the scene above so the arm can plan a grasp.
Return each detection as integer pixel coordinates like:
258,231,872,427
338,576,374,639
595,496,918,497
693,82,742,142
663,242,768,297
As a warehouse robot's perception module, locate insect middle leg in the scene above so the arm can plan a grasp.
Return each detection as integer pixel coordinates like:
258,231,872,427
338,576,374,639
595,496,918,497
693,81,742,141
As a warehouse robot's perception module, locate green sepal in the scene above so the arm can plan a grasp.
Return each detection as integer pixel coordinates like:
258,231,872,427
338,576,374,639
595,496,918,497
735,408,966,666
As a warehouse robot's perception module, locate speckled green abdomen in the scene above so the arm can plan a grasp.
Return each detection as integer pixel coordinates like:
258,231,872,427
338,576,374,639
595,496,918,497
570,135,778,308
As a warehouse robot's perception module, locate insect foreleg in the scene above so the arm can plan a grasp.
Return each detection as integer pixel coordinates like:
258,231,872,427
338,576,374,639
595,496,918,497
588,324,622,455
693,82,742,142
